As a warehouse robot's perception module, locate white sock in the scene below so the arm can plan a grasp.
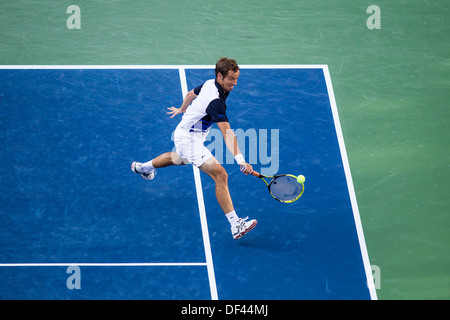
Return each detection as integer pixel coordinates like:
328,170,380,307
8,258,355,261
141,160,155,174
225,210,239,228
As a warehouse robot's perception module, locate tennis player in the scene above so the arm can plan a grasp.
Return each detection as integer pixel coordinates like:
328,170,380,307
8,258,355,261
131,57,257,240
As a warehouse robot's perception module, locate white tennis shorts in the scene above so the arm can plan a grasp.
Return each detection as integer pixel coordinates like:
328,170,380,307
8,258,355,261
173,127,214,167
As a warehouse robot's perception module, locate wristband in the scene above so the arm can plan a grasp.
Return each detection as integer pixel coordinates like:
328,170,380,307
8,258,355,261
234,154,245,165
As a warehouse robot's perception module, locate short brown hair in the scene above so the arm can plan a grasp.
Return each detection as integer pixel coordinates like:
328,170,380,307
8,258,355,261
215,57,239,78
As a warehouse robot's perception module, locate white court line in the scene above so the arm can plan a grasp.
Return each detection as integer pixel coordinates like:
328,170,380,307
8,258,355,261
0,263,206,267
178,67,218,301
0,64,326,70
322,65,378,300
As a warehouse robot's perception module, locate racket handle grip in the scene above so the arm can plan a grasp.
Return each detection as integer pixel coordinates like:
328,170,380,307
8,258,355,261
239,165,261,178
249,170,262,178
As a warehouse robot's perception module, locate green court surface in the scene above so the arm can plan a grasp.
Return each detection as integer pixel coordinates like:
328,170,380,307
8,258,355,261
1,0,449,299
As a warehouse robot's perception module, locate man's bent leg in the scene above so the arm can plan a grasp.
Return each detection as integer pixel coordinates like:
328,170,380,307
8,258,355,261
198,157,234,214
198,157,257,239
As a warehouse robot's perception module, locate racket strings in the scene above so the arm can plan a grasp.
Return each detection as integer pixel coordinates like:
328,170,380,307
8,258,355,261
269,175,303,202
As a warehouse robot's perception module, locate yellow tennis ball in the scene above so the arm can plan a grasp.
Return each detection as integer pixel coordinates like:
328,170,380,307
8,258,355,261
297,175,305,184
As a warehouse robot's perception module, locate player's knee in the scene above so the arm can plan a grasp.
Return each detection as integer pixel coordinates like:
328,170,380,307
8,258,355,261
214,167,228,184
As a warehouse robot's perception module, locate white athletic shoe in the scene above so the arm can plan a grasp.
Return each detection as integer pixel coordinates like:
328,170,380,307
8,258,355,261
131,162,156,180
231,217,257,240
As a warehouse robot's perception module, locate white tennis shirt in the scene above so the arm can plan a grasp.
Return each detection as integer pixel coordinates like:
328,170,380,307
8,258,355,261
176,79,230,135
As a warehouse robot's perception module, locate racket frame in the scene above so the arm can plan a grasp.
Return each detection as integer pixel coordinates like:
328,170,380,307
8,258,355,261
250,171,304,203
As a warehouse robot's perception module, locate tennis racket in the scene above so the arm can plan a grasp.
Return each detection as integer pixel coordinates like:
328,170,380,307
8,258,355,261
243,169,305,203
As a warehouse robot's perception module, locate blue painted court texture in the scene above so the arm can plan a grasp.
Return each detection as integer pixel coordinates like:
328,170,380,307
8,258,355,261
0,66,377,299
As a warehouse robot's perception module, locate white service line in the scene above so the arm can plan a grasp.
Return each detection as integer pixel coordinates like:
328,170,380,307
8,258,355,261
0,263,207,267
178,67,218,300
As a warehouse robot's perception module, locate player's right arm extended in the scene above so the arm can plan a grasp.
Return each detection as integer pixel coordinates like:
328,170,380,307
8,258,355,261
217,121,253,175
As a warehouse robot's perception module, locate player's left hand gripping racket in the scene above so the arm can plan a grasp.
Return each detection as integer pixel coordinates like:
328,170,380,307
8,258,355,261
242,168,305,203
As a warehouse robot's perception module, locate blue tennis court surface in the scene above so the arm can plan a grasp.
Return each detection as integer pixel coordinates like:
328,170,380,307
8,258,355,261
0,66,376,300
